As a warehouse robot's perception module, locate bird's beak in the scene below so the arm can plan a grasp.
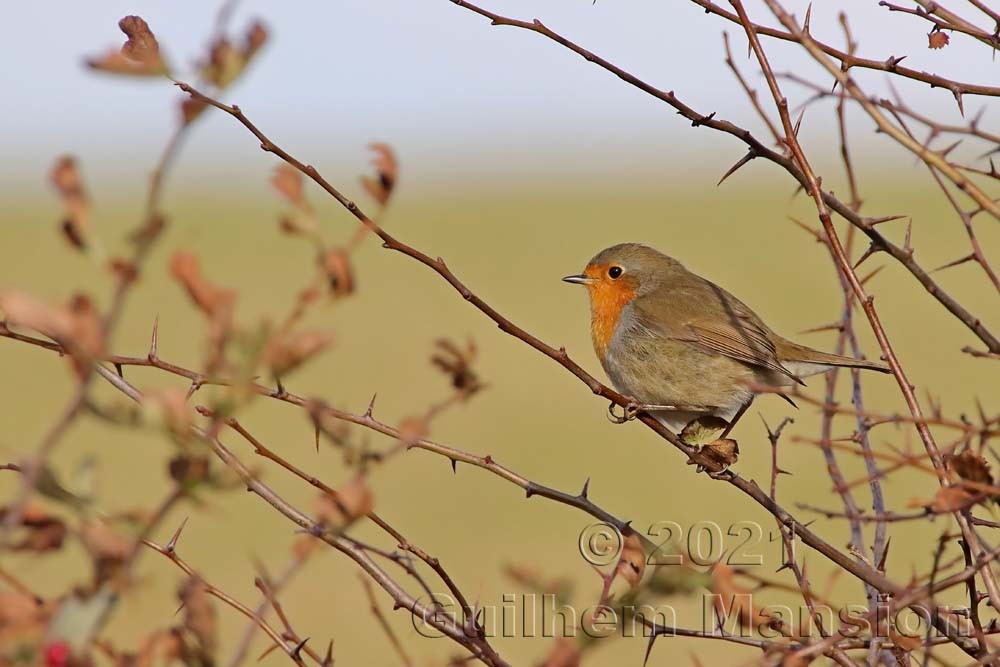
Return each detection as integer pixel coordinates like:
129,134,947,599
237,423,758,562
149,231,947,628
562,274,593,285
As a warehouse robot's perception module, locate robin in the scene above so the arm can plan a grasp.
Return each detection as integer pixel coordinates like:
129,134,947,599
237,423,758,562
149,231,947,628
563,243,889,438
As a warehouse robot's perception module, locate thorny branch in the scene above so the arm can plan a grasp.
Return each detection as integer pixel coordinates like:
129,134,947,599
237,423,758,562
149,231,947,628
4,3,1000,666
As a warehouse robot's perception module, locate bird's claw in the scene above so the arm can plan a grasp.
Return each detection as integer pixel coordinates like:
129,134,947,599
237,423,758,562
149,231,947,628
607,400,644,424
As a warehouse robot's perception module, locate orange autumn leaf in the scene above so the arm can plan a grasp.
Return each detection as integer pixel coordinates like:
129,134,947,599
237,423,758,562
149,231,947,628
264,329,335,376
168,252,236,318
50,156,90,251
315,477,373,530
360,142,398,207
928,31,950,49
87,16,169,76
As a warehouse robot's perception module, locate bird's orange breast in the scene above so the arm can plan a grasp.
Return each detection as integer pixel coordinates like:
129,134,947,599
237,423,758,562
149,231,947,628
585,268,638,360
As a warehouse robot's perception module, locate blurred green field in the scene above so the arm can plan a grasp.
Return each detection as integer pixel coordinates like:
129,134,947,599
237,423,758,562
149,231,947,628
2,170,998,665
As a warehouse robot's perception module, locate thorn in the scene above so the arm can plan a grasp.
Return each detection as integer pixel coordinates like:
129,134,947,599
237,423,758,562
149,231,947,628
644,631,658,666
932,253,976,272
365,393,377,418
450,458,457,474
789,181,805,201
580,477,591,499
290,637,310,661
876,537,891,571
853,242,881,269
777,467,793,476
792,109,805,138
903,219,913,253
940,138,963,157
864,213,907,226
789,216,825,242
691,111,716,127
185,380,203,400
717,150,757,186
977,144,1000,160
322,640,334,667
148,316,159,360
952,88,965,117
883,55,906,70
274,376,286,398
859,265,885,288
166,516,189,553
314,424,320,453
114,362,124,378
803,3,812,33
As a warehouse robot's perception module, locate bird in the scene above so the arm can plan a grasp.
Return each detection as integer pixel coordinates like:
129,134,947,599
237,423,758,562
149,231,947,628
563,243,889,438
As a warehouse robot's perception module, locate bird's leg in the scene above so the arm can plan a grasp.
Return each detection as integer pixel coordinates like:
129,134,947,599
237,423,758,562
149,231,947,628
607,399,677,424
720,398,753,438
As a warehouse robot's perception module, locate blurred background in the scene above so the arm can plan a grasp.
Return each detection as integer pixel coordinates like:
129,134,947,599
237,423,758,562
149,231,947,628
2,1,998,665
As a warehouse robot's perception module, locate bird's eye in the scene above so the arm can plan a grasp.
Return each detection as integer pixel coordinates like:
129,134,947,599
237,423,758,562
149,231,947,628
608,266,623,279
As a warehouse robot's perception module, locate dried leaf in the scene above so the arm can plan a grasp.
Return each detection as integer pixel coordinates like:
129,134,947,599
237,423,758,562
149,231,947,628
946,449,993,485
78,518,131,584
119,16,161,64
144,387,194,444
108,258,138,285
87,16,168,76
711,563,771,629
245,22,268,56
615,532,646,588
291,534,320,561
0,291,104,377
0,505,67,553
271,164,304,206
0,591,51,667
0,591,46,625
128,629,183,667
168,252,235,318
909,486,974,513
50,156,90,251
889,628,922,652
264,329,334,376
200,21,268,89
178,578,217,660
315,477,373,530
65,295,104,375
319,249,355,297
685,438,739,474
431,338,482,396
679,416,728,446
396,416,428,446
360,143,397,207
168,455,210,487
928,31,950,49
0,290,73,339
203,39,240,88
180,97,208,126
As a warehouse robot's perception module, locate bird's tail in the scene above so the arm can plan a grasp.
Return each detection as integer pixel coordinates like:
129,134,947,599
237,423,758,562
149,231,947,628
778,341,891,378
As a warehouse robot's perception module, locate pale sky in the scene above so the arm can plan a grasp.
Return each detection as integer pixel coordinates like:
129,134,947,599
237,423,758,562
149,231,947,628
1,0,992,194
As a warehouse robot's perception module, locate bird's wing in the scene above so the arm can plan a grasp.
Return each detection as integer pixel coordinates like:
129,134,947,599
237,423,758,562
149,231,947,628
633,278,804,385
